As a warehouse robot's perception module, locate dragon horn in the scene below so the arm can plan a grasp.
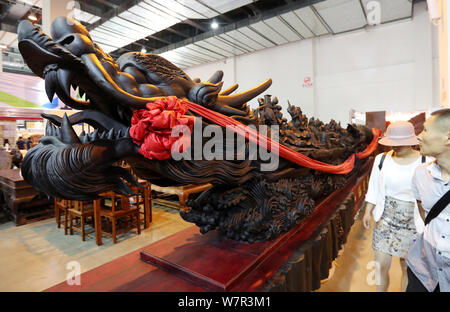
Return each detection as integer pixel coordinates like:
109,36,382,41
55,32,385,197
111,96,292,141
207,70,224,84
217,78,272,108
219,83,239,96
61,113,81,144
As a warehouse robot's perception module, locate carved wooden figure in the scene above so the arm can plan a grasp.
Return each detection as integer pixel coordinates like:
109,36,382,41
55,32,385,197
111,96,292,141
18,17,374,242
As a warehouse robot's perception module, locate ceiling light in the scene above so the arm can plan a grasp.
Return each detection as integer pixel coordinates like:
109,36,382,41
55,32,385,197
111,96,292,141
0,44,7,49
28,13,37,22
141,48,147,53
211,21,219,29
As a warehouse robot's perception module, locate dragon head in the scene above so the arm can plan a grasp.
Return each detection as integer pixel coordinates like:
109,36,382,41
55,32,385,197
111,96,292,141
18,17,272,124
18,17,271,199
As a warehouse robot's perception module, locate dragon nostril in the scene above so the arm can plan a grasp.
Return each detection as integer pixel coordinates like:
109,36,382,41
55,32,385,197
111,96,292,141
60,35,74,46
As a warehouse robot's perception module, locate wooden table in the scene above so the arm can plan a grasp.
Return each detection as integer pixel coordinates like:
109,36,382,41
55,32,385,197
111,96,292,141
0,169,53,225
151,183,213,211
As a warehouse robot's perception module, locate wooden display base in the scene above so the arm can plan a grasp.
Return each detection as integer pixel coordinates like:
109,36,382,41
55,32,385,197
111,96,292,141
45,160,372,292
140,163,370,291
140,226,291,291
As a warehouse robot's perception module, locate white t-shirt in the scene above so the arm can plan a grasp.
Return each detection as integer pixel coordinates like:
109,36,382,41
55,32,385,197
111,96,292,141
365,151,429,231
366,152,423,205
383,155,423,201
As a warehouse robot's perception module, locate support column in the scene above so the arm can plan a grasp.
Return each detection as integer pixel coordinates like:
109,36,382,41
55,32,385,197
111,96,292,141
42,0,75,35
312,37,317,118
438,0,449,107
413,1,434,112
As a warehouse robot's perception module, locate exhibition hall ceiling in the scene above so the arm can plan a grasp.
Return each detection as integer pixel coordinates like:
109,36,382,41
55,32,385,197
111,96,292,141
0,0,416,72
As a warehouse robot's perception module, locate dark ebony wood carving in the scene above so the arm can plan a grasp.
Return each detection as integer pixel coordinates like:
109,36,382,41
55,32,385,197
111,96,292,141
18,17,373,242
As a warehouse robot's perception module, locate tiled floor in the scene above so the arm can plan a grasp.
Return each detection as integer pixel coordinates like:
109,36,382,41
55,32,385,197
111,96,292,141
0,205,192,292
0,206,404,292
317,210,403,292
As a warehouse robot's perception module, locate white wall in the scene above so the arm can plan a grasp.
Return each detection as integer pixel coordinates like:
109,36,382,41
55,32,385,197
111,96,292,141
235,39,314,117
186,35,314,119
185,2,439,125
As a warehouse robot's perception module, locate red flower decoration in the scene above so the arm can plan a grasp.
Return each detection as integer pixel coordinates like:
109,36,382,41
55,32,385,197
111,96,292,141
130,96,195,160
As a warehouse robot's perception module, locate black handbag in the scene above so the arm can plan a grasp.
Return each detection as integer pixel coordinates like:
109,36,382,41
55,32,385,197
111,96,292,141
424,189,450,226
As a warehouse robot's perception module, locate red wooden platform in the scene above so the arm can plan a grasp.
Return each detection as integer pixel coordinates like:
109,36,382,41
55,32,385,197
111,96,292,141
45,243,205,292
45,160,372,292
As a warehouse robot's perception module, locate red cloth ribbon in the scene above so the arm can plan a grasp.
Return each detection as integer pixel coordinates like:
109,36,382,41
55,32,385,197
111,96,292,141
356,128,382,159
130,96,381,174
130,97,195,160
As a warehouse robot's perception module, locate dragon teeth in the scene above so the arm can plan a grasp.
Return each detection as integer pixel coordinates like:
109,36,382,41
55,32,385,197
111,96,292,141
57,69,74,98
81,134,89,144
90,129,98,141
54,126,61,139
45,122,52,136
48,127,130,142
107,128,115,140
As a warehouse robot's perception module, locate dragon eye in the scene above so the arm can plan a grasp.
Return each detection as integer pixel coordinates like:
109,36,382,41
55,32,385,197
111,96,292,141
60,35,75,46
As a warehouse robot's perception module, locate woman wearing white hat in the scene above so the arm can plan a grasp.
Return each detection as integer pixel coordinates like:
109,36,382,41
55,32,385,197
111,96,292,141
363,121,429,292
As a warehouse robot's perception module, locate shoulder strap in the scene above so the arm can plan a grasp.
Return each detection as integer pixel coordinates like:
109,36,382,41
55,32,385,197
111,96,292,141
378,152,388,170
424,189,450,226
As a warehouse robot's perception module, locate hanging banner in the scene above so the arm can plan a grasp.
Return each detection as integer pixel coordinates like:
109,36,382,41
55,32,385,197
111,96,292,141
0,71,72,110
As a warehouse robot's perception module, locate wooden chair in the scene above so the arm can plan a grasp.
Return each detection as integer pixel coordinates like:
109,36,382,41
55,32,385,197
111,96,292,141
54,198,72,235
68,200,95,241
130,179,152,228
97,191,141,244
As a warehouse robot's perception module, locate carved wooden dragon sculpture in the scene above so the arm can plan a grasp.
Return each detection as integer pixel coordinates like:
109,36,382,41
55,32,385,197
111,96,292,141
18,17,374,242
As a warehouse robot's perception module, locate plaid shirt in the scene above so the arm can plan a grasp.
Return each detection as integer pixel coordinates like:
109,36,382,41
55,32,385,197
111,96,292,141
406,162,450,292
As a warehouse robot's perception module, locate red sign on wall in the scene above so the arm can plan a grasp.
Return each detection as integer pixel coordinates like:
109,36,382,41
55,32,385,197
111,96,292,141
302,76,313,88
